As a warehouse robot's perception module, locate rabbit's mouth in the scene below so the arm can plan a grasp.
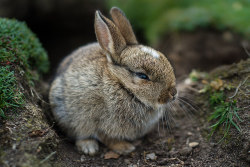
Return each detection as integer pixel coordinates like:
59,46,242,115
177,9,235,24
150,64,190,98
158,87,177,104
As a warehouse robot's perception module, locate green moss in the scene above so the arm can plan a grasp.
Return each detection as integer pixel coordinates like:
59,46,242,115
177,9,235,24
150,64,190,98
0,18,49,75
0,18,49,118
107,0,250,45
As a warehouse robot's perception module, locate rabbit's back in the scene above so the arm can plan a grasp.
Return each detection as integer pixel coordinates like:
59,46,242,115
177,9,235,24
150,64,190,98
49,43,107,138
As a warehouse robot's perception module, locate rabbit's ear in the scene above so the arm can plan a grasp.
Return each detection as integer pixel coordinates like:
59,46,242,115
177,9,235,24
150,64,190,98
95,11,126,58
110,7,138,45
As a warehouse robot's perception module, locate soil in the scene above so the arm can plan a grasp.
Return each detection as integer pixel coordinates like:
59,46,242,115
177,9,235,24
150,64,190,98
49,32,249,167
0,68,58,166
51,60,249,167
1,31,249,167
157,30,249,78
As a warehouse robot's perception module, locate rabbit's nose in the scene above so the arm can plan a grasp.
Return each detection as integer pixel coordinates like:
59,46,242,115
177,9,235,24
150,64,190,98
169,87,177,100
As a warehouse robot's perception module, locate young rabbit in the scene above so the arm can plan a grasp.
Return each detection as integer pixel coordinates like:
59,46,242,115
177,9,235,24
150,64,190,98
49,7,177,155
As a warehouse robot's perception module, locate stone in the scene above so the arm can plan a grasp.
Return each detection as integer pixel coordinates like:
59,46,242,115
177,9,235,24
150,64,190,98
189,142,199,148
146,153,157,160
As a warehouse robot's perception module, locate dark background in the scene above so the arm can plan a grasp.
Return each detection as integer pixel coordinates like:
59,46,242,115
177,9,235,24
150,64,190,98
0,0,107,71
1,0,249,78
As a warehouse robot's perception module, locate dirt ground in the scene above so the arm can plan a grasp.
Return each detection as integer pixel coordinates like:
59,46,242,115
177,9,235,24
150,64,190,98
48,31,249,167
52,65,249,167
157,30,249,78
1,31,249,167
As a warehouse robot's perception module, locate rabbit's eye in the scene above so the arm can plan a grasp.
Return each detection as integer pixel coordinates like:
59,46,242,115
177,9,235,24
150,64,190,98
135,72,150,80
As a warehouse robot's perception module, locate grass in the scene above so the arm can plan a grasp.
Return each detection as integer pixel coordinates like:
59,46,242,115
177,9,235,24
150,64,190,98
0,18,49,118
188,71,242,142
0,66,24,118
208,91,241,142
107,0,250,45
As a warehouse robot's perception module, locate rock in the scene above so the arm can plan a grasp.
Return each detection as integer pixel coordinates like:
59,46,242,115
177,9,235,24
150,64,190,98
209,142,216,147
146,153,157,160
184,78,192,84
189,142,199,148
80,155,86,162
180,147,192,156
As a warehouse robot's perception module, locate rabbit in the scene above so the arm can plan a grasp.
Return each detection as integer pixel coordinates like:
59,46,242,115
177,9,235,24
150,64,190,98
49,7,177,156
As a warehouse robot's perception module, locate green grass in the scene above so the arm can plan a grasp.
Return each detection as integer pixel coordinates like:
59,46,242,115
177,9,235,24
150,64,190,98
208,91,241,142
0,66,24,118
107,0,250,45
0,18,49,118
188,71,242,142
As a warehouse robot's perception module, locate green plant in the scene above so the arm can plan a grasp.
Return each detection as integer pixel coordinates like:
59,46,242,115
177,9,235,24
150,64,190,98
107,0,250,45
196,75,242,142
208,91,241,142
0,18,49,84
209,92,225,106
0,66,24,118
0,18,49,118
189,70,207,82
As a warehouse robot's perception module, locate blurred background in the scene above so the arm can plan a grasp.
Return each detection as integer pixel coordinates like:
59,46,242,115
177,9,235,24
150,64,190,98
1,0,249,78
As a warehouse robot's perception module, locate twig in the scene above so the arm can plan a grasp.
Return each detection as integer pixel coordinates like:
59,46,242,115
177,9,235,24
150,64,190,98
242,44,250,57
229,76,249,99
229,82,242,99
242,76,249,85
239,89,249,98
243,105,250,109
40,151,56,164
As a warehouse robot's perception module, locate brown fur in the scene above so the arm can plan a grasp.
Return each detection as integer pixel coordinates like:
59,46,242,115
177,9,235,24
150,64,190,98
49,7,176,155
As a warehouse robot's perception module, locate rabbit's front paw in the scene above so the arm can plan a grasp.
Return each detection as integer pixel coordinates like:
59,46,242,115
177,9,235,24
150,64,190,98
109,141,135,155
76,139,99,156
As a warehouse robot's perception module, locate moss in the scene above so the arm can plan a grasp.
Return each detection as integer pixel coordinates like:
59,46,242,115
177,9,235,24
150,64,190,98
0,18,49,118
17,153,53,167
0,18,49,74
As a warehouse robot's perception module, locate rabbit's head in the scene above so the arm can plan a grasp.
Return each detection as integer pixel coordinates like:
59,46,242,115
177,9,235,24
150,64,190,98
95,7,177,109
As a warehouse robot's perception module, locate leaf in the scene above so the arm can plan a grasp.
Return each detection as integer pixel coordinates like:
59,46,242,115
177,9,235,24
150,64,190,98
28,129,49,137
231,120,241,132
210,79,224,91
104,151,120,159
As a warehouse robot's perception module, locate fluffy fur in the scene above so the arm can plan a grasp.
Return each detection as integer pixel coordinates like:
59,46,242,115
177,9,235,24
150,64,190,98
49,7,177,155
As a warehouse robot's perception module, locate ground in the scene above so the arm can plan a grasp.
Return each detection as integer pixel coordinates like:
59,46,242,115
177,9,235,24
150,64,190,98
52,59,249,167
0,31,249,167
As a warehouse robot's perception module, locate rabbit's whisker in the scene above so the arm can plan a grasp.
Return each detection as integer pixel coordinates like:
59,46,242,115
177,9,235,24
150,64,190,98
175,100,194,121
178,96,199,111
177,97,198,113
